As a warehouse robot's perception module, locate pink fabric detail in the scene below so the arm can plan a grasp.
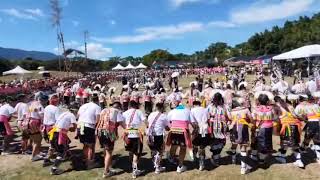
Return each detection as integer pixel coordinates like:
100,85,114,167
0,115,13,136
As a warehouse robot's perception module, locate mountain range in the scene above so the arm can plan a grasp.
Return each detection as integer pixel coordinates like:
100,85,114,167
0,47,58,61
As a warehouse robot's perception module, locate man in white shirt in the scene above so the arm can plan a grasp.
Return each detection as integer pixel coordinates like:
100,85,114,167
0,97,15,155
50,108,77,175
147,102,169,174
43,94,61,166
77,93,101,169
96,97,125,178
190,98,210,171
13,94,29,154
122,100,146,178
167,96,191,173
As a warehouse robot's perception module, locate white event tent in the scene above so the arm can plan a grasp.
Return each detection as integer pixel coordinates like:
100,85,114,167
112,64,125,70
135,63,147,69
273,44,320,76
124,62,135,70
2,66,32,75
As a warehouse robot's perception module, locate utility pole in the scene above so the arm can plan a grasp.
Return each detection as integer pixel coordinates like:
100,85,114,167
84,30,89,62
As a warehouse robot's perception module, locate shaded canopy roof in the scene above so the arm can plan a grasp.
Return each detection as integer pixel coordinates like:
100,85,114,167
2,66,32,75
124,62,135,69
136,63,147,69
112,64,125,70
273,44,320,60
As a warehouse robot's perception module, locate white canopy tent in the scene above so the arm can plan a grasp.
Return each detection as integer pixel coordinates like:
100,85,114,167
124,62,136,70
273,44,320,60
2,66,32,75
135,63,147,69
112,64,125,71
273,44,320,77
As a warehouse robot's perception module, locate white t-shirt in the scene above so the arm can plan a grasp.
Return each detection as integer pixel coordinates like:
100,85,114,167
191,106,209,135
56,111,77,130
0,104,15,117
14,102,28,121
123,108,146,138
147,111,169,136
167,105,191,123
28,101,44,120
78,102,101,126
43,105,60,126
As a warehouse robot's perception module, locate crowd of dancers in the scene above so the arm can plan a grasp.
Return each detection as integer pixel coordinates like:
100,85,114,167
0,67,320,179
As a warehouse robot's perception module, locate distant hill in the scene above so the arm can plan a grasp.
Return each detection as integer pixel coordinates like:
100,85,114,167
0,47,58,61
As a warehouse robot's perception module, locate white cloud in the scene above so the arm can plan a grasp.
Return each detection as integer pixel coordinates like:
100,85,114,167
0,8,45,20
169,0,220,8
230,0,314,24
78,43,112,60
24,8,44,17
208,21,236,28
71,20,79,27
92,22,204,44
54,41,112,60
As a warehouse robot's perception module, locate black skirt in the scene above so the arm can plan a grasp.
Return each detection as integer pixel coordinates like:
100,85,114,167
304,121,320,144
256,127,273,153
280,124,300,148
230,124,249,145
192,134,210,149
125,137,143,155
148,135,164,152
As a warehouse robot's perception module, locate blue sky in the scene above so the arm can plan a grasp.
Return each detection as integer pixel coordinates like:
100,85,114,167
0,0,319,60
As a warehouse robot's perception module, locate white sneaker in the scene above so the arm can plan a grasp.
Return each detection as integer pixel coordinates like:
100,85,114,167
275,156,286,164
176,165,187,173
132,169,143,179
240,167,246,175
293,160,304,168
155,166,166,174
199,165,205,171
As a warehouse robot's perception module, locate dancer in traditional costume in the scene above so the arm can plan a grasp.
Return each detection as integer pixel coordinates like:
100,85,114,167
142,84,154,117
294,95,320,164
203,84,213,107
146,102,169,174
236,82,250,109
130,84,142,103
251,91,277,164
207,91,230,166
13,94,29,154
229,98,253,174
274,96,304,168
190,98,210,171
43,94,61,166
121,85,130,111
166,95,192,173
122,100,146,178
49,108,77,175
184,82,200,107
0,97,15,155
77,93,101,169
96,97,125,178
167,87,183,109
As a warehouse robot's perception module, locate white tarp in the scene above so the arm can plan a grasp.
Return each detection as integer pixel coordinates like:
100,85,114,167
273,44,320,60
124,62,135,69
112,64,125,70
135,63,147,69
3,66,32,75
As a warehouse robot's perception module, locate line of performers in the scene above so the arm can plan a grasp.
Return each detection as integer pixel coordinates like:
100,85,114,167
0,78,320,179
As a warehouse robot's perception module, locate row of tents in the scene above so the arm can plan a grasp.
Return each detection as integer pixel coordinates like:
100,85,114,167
112,62,147,70
225,44,320,66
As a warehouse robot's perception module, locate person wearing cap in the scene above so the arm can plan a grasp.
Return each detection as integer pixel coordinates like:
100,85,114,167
229,98,253,174
0,97,15,155
190,97,210,171
130,84,142,104
251,92,278,165
26,91,48,161
42,94,61,166
122,100,146,178
146,101,169,174
294,95,320,165
273,96,304,168
77,93,101,169
48,108,77,175
166,95,191,173
96,97,125,178
13,94,29,154
207,92,231,166
120,85,130,111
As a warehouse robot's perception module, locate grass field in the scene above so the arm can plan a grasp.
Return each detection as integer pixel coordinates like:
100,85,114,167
1,74,319,180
